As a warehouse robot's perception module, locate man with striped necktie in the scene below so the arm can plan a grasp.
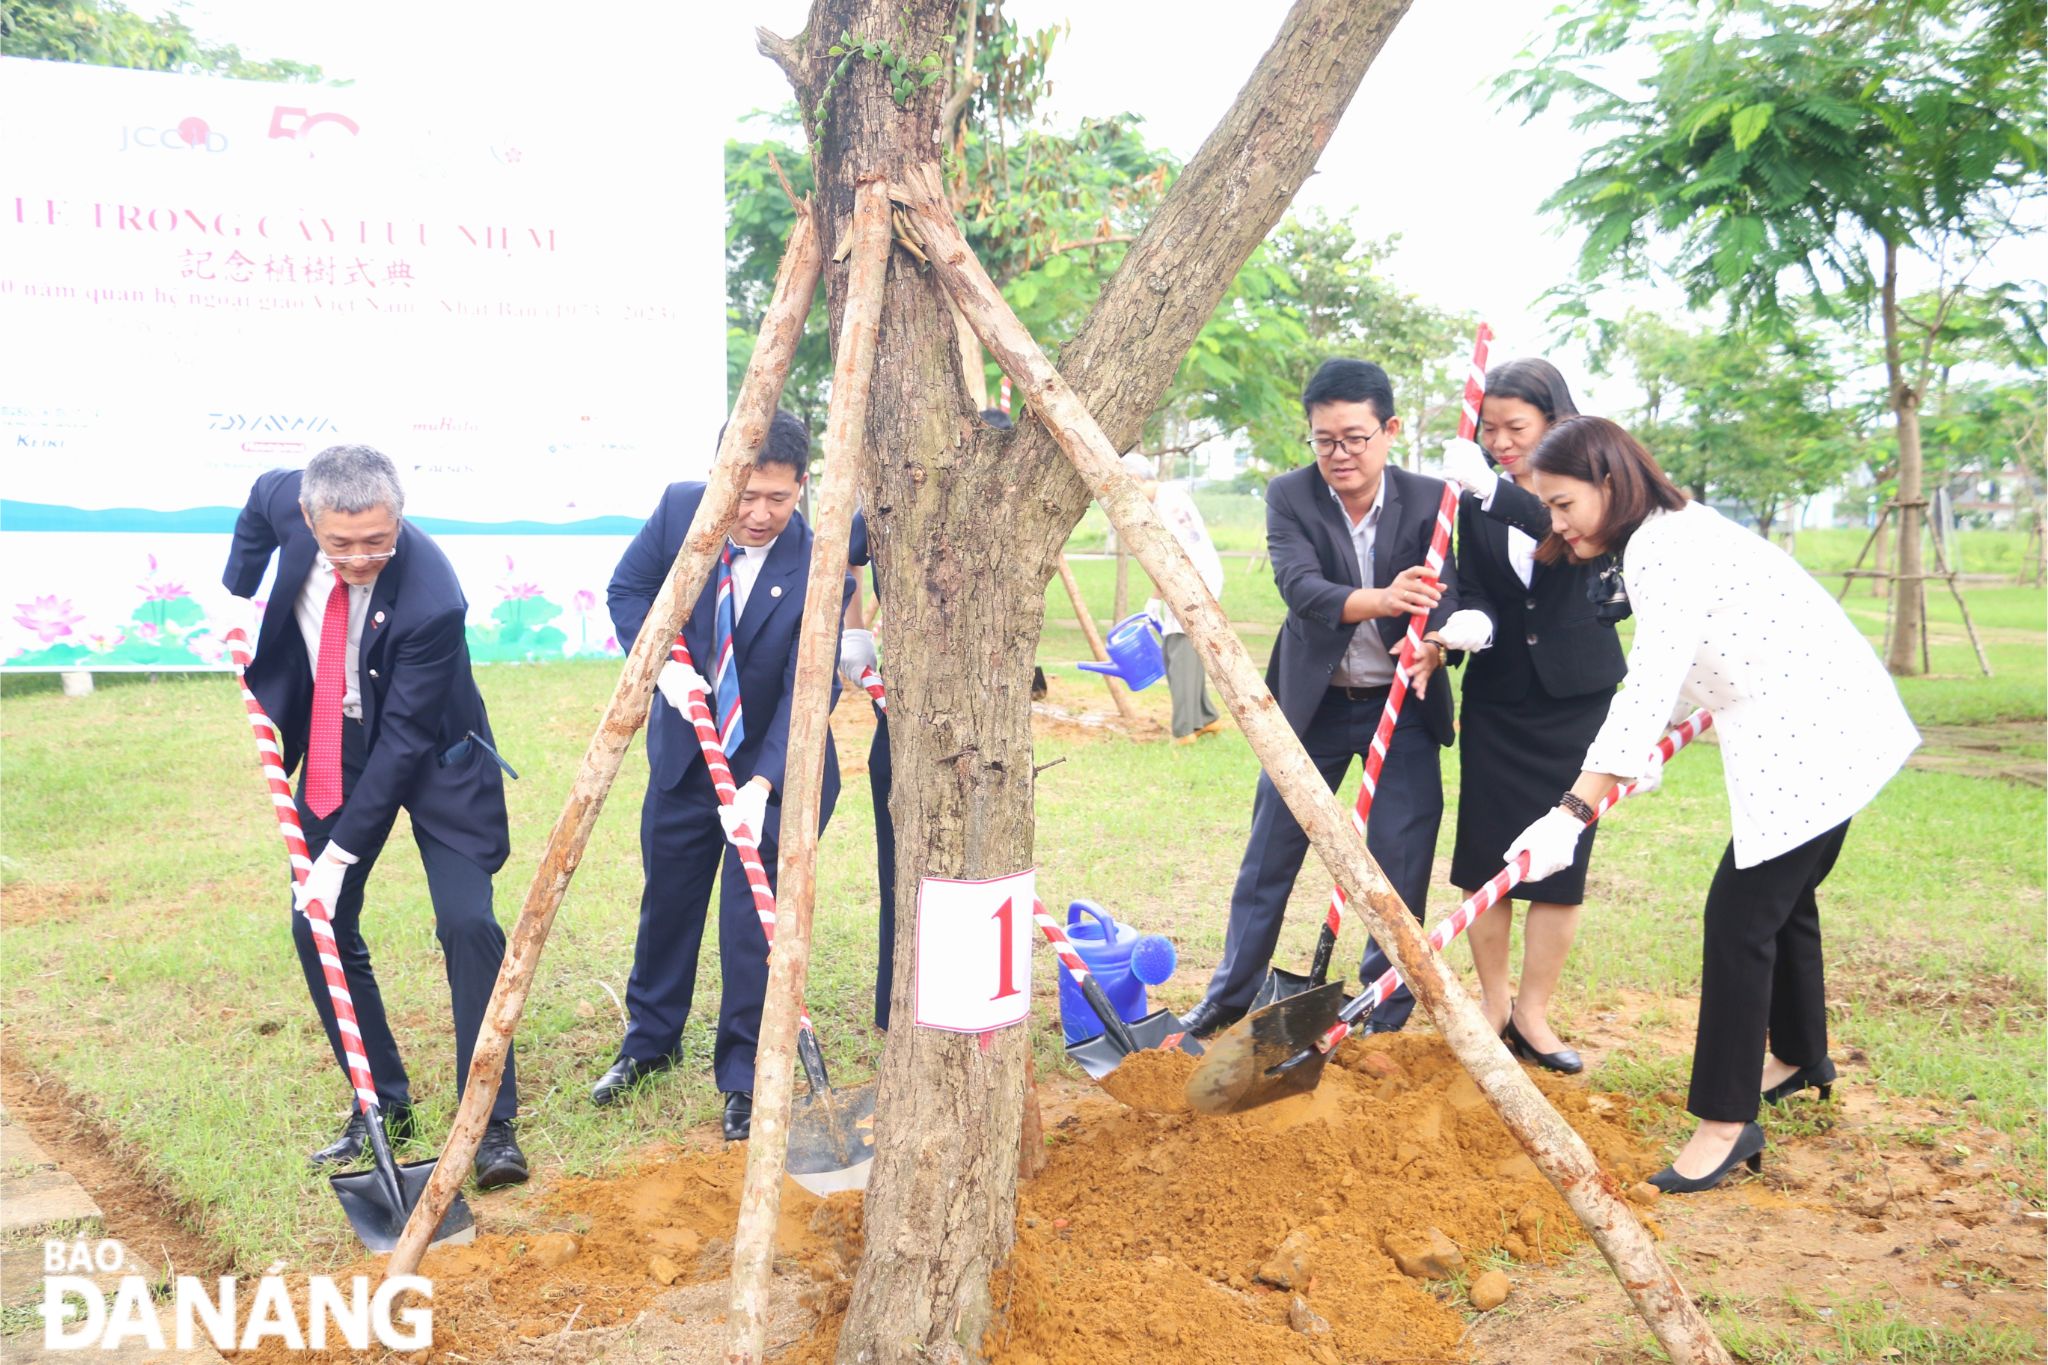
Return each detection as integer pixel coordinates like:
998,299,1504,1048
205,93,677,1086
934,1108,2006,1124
593,411,853,1141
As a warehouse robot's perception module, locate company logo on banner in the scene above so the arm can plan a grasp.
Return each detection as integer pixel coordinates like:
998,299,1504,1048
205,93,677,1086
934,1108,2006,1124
0,56,724,671
914,869,1036,1034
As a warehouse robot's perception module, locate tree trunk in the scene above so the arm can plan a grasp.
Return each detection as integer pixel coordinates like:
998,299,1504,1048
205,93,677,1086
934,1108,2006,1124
769,3,1411,1358
1881,236,1926,675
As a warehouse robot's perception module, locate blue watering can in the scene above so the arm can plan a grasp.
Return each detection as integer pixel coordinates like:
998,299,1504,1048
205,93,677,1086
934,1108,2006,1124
1077,613,1166,691
1054,901,1147,1045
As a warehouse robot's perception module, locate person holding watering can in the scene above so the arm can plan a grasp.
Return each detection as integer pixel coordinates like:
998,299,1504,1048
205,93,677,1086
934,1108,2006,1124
1179,359,1460,1041
1508,416,1917,1192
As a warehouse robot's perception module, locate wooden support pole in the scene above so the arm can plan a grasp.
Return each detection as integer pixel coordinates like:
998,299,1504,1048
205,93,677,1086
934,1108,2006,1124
898,162,1734,1365
383,207,825,1280
1055,555,1141,725
727,180,891,1365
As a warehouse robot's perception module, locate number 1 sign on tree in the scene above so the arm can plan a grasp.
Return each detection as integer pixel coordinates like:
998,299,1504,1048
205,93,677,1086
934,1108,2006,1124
913,870,1036,1034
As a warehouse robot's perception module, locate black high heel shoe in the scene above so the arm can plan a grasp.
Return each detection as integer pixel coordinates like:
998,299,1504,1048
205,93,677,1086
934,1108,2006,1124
1503,1014,1584,1075
1647,1122,1765,1194
1761,1056,1837,1105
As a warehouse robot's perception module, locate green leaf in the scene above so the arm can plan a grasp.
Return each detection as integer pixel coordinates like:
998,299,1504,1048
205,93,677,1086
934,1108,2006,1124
1729,102,1774,152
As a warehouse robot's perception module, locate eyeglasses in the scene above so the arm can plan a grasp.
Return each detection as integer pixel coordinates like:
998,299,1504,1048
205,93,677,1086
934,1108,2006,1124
321,548,399,567
1305,427,1386,458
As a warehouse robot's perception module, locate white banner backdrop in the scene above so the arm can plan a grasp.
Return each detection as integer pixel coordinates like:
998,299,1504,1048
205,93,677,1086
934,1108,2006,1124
0,57,725,670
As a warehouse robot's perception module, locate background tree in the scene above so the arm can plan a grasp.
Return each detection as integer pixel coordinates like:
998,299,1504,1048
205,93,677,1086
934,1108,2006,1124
1,0,324,80
1599,308,1865,537
1502,0,2045,673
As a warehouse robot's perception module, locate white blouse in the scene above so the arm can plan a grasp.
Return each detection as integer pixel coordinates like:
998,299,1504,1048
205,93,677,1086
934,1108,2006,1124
1581,502,1919,868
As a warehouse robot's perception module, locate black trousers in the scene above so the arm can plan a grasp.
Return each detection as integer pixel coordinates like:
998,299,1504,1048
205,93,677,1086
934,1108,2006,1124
1689,819,1850,1123
870,707,896,1030
625,769,838,1093
292,718,519,1122
1205,687,1443,1030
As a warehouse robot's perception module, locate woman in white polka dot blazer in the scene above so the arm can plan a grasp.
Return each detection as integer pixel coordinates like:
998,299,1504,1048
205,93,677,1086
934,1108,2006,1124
1504,416,1919,1195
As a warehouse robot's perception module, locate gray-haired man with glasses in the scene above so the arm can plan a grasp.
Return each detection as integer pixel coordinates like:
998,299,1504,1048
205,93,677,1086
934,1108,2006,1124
223,444,527,1190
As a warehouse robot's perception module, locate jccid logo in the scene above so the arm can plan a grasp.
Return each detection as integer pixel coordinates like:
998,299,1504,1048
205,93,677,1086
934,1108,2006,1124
39,1240,432,1351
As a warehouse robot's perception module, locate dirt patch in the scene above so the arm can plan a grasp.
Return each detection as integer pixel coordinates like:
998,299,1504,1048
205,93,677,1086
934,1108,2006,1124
1909,721,2046,787
1093,1045,1196,1114
0,1049,229,1279
0,881,115,929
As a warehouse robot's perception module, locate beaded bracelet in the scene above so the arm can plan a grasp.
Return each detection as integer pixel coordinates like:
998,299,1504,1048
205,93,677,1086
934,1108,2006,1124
1557,792,1597,825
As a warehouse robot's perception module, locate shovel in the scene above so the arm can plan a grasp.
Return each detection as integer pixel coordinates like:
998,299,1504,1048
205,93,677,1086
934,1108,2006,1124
668,637,877,1196
1191,710,1715,1117
1030,899,1202,1105
225,630,475,1252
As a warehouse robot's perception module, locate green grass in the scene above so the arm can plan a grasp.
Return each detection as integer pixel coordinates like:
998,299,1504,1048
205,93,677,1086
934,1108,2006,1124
1710,1292,2042,1363
1,532,2042,1275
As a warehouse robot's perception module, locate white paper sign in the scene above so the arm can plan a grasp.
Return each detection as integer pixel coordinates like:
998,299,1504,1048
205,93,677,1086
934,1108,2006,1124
913,868,1036,1033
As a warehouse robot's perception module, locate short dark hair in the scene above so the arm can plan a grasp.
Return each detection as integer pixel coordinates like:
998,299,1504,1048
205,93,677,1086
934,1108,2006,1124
756,410,811,476
1302,359,1395,421
1484,358,1580,425
1528,416,1688,563
979,407,1015,430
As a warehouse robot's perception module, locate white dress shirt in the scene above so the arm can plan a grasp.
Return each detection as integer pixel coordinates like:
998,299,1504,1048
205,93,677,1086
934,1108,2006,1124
1582,502,1919,867
729,536,777,620
295,566,372,719
1146,482,1224,636
1329,476,1393,687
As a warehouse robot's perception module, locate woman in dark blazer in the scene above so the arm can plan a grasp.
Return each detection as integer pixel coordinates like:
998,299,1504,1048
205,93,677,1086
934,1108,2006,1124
1427,360,1626,1072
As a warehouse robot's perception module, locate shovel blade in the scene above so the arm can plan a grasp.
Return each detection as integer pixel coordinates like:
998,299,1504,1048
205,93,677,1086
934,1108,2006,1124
1122,1009,1206,1061
330,1158,476,1254
1185,980,1349,1116
1251,964,1345,1011
788,1080,878,1197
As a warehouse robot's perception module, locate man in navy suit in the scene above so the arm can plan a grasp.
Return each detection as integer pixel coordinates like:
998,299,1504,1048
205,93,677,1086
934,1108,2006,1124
592,411,849,1140
223,445,526,1188
1179,359,1461,1039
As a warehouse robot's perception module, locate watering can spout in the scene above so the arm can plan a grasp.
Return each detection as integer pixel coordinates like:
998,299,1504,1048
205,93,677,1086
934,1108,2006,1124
1075,613,1167,692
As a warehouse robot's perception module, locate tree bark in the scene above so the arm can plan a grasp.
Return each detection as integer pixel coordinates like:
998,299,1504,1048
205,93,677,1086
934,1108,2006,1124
915,189,1732,1364
1882,236,1927,675
728,182,891,1365
383,210,823,1280
772,3,1413,1359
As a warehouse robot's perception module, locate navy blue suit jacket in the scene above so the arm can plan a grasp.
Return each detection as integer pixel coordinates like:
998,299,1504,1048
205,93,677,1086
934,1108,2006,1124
608,481,849,798
222,469,510,870
1262,462,1460,747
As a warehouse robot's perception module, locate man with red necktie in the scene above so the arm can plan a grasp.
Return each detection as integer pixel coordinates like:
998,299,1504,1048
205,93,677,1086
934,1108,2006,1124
223,445,526,1189
592,411,854,1141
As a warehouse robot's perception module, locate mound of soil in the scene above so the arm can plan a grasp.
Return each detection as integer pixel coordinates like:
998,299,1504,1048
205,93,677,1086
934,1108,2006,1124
255,1034,1654,1363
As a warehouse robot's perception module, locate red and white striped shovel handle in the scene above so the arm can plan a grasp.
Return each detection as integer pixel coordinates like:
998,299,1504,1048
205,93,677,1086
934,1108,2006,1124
1320,324,1492,944
666,636,816,1035
226,629,379,1115
1317,709,1714,1054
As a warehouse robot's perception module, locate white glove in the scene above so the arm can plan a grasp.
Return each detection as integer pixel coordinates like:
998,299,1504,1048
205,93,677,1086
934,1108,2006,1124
294,843,358,917
1439,438,1499,502
1432,608,1494,653
838,628,878,687
719,778,772,845
1629,746,1666,796
1504,808,1586,882
656,660,710,715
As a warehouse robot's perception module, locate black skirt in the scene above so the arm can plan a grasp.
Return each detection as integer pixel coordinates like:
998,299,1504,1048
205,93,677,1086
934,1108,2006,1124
1450,683,1615,904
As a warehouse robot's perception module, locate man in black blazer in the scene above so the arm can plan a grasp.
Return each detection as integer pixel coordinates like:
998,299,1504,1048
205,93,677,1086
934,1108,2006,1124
223,446,526,1188
1180,360,1459,1039
592,411,849,1141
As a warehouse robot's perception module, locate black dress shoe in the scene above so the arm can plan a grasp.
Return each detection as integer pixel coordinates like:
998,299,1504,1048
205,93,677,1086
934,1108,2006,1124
1177,999,1247,1041
591,1055,673,1107
473,1119,529,1190
1761,1056,1837,1105
308,1103,416,1169
1503,1016,1583,1075
722,1091,753,1142
1647,1122,1766,1194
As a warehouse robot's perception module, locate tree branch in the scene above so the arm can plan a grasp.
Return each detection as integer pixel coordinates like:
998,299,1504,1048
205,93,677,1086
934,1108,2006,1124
756,26,806,88
939,0,980,153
